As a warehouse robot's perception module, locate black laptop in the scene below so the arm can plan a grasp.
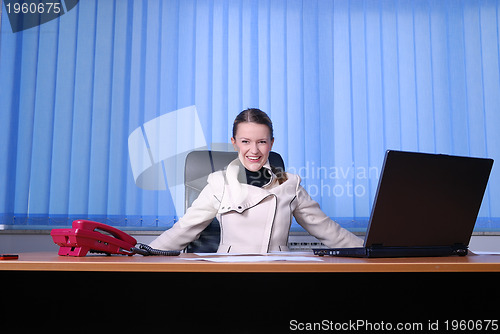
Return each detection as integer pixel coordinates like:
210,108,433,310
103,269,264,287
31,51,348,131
313,150,494,258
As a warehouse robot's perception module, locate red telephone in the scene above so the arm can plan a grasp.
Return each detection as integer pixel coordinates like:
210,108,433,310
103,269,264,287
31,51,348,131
51,220,138,256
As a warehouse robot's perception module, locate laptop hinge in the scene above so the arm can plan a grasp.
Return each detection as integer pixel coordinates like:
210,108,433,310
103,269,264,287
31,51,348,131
453,243,468,256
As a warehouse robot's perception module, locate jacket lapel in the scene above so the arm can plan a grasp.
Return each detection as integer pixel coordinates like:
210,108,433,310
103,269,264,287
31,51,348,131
221,158,276,212
218,158,278,253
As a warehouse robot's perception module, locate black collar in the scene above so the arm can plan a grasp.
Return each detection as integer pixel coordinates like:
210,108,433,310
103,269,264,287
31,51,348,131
244,167,272,188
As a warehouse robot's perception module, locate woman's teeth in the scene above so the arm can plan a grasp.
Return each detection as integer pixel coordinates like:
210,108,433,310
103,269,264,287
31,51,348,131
247,156,260,161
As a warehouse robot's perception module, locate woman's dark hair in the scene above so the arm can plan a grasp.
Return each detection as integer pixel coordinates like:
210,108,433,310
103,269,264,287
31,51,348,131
232,108,274,140
232,108,287,184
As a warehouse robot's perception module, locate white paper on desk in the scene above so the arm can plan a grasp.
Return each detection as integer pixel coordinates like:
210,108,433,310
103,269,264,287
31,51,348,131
186,256,323,263
193,251,314,257
193,252,265,256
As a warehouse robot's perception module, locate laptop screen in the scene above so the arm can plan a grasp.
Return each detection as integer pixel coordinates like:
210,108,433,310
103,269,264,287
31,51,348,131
364,150,493,248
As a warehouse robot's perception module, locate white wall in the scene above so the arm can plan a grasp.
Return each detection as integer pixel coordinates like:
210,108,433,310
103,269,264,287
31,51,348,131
0,232,158,254
468,235,500,253
0,232,499,254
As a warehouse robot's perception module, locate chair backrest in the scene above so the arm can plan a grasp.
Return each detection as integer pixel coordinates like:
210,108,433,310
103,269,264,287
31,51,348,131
184,150,285,253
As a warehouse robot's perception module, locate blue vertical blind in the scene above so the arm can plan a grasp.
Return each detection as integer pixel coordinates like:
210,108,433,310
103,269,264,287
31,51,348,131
0,0,499,231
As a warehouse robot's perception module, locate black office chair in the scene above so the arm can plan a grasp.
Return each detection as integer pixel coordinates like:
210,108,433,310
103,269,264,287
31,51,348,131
184,150,285,253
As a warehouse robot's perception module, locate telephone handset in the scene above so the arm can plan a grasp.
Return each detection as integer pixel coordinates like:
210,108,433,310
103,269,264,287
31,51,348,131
51,220,180,257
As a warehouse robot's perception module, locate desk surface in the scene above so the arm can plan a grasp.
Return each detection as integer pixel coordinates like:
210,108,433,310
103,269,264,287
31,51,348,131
1,252,500,272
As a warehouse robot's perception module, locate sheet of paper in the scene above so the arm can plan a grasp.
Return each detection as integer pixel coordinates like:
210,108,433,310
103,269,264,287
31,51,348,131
193,252,265,256
193,251,314,257
186,256,323,263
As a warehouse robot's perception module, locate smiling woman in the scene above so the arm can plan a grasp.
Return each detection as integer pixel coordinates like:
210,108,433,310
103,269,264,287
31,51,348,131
231,109,288,185
231,117,274,172
148,108,364,253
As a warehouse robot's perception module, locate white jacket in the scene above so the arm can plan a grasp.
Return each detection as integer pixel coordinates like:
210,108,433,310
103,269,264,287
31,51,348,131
149,158,363,253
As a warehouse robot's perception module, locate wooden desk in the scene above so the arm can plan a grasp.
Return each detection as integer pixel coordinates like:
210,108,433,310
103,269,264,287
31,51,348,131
2,253,500,332
1,252,500,272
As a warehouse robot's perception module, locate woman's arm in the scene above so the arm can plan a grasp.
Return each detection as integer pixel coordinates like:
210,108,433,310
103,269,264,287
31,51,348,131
149,173,222,250
293,185,364,248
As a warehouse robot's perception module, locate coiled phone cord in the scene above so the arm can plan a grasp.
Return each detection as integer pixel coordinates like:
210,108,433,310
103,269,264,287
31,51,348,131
131,243,180,256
